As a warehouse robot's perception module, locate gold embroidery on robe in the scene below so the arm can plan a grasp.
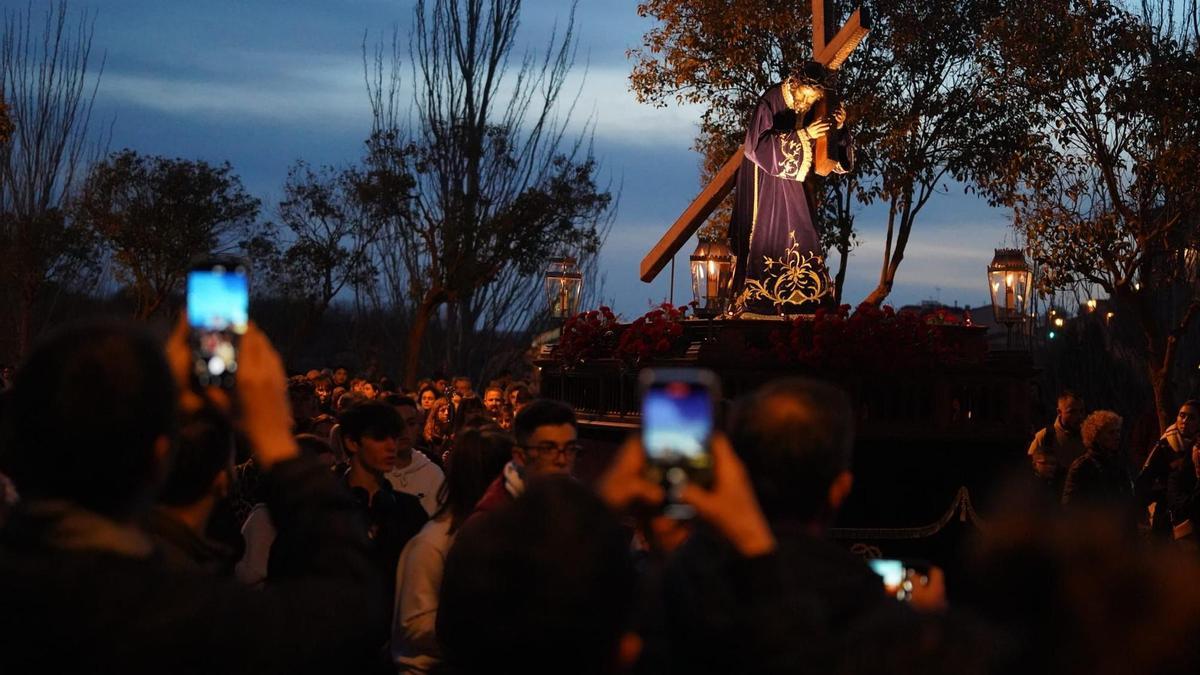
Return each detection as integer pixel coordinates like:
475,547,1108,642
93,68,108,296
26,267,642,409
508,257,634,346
737,231,833,308
776,134,812,182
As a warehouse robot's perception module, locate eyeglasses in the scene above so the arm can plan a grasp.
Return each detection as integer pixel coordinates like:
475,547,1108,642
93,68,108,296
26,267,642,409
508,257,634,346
522,442,584,458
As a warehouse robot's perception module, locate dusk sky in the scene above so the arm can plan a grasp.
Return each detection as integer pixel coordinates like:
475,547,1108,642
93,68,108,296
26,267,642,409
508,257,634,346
30,0,1015,317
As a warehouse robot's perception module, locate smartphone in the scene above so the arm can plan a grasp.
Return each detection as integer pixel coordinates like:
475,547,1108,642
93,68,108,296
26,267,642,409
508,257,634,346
640,368,718,517
868,558,929,601
187,258,250,388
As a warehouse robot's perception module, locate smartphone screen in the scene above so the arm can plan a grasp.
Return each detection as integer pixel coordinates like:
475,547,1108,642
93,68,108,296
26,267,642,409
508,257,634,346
641,369,716,514
868,559,912,601
187,261,249,388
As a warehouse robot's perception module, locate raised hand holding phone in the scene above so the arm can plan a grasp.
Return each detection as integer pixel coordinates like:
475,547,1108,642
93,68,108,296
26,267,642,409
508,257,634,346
186,258,249,389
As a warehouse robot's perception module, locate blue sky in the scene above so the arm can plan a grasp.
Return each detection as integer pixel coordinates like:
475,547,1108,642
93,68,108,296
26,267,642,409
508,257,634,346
24,0,1013,317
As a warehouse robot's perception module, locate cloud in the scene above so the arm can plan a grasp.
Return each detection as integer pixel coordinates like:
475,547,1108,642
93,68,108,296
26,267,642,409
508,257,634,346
99,55,375,128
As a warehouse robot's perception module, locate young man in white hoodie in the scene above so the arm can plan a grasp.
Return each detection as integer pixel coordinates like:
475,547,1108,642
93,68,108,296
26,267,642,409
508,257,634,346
385,394,446,516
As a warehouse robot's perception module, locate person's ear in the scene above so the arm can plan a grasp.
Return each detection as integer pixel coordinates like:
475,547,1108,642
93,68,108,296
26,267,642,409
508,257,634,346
343,435,361,456
828,470,853,511
512,446,527,466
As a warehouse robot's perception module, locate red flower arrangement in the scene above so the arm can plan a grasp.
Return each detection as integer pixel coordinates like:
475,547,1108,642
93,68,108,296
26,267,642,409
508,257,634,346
556,305,621,367
766,303,982,372
615,302,691,366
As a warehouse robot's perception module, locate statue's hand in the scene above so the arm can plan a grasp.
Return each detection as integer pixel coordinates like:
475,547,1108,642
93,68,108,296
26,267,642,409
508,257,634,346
803,119,831,140
834,103,848,129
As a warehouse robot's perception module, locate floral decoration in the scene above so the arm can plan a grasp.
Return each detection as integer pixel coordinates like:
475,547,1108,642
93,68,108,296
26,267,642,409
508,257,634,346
556,305,621,367
615,302,692,366
764,303,984,372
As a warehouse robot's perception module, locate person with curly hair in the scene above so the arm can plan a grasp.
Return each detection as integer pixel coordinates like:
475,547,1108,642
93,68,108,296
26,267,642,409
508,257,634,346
1063,410,1134,516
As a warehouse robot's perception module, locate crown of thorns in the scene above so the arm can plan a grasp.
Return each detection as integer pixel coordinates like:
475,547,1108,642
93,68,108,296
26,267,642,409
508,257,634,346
787,61,829,90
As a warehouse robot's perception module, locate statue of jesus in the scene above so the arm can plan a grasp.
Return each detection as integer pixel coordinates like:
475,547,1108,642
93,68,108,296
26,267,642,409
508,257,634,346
730,61,851,315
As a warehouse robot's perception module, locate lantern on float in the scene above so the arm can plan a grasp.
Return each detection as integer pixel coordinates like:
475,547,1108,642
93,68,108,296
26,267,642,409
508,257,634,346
987,249,1032,326
689,240,737,317
544,256,583,320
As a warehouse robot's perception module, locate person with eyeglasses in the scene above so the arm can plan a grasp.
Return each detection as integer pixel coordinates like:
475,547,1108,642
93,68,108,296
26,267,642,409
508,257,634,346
467,399,580,523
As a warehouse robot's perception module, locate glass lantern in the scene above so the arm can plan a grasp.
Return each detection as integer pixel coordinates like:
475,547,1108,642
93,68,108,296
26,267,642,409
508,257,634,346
987,248,1032,326
690,240,737,317
544,256,583,320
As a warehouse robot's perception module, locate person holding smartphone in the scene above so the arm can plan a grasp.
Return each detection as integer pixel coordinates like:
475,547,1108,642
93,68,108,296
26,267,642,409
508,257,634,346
0,317,387,674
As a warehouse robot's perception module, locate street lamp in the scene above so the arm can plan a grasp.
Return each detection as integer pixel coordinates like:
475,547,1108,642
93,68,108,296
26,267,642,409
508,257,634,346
987,248,1032,347
689,240,737,318
545,256,583,321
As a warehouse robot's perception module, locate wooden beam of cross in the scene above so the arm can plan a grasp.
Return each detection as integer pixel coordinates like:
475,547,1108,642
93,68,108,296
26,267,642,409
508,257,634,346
639,0,871,283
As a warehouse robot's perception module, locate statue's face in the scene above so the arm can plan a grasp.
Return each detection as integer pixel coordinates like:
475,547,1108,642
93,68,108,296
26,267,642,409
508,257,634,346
789,83,823,112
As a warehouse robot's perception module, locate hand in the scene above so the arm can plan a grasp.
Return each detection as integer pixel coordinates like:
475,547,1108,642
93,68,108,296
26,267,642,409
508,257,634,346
834,103,847,129
234,323,299,469
1032,452,1059,479
680,433,776,558
166,314,212,415
803,119,832,140
596,435,665,512
906,565,947,613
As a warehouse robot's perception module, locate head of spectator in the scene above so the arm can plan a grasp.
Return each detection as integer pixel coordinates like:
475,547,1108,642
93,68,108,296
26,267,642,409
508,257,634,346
505,382,532,413
155,404,236,533
349,378,366,395
308,414,337,451
361,381,379,400
452,376,473,399
378,376,395,394
332,366,349,387
437,426,513,533
312,375,333,407
437,477,637,675
728,377,855,529
287,376,320,433
1057,391,1086,434
432,374,449,395
336,390,367,414
1175,400,1200,444
1081,410,1123,457
295,433,336,468
483,386,505,415
418,385,439,412
383,394,422,457
512,399,579,479
304,369,321,381
453,396,488,436
0,320,176,519
339,401,403,485
425,397,454,444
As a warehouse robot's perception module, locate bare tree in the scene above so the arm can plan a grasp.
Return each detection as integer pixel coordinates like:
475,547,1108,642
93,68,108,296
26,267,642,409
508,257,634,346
0,0,103,357
363,0,612,386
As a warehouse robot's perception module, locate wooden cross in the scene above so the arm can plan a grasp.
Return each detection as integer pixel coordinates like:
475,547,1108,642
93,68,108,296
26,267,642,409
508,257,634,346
639,0,870,283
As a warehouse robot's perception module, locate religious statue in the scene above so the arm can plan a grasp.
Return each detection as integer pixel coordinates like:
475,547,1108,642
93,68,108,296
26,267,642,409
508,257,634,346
729,61,853,315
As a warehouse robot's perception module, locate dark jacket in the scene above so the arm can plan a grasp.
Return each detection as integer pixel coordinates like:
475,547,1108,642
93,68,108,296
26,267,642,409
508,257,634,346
142,506,235,576
0,457,386,675
1167,454,1200,530
1136,434,1190,536
661,522,887,674
268,471,426,609
1063,450,1135,515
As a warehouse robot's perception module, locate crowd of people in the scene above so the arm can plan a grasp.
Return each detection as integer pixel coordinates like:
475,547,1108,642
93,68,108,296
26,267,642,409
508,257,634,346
1,319,1199,674
1028,391,1200,542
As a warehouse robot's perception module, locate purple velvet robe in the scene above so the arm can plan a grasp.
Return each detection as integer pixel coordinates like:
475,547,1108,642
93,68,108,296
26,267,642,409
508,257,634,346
728,83,825,312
